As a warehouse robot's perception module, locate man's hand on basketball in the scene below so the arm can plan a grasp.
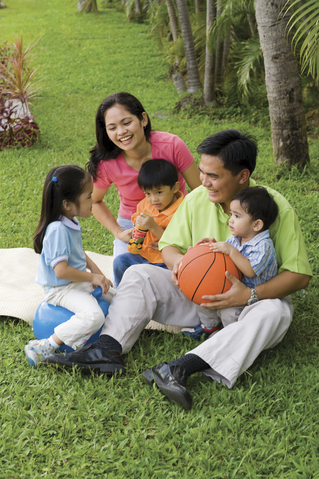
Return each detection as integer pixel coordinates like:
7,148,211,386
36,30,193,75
200,271,251,309
170,256,184,290
193,237,216,247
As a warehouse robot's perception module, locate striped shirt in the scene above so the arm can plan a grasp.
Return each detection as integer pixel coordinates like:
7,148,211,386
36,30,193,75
226,230,277,287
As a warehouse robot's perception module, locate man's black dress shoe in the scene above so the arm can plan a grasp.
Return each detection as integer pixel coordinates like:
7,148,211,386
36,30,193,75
143,363,192,410
45,343,125,375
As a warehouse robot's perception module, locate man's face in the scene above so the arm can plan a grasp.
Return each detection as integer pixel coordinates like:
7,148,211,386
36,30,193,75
198,154,247,212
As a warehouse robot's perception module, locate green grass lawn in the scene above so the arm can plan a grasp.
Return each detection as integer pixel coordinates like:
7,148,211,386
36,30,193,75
1,1,319,477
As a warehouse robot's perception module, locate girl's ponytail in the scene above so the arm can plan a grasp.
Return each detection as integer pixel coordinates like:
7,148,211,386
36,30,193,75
33,165,91,254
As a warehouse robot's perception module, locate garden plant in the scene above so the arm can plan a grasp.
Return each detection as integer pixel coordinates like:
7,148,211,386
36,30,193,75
1,0,319,477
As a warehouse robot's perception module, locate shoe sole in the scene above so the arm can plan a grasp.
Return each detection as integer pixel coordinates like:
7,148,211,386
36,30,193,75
24,345,40,367
142,368,154,385
45,357,126,375
151,370,192,410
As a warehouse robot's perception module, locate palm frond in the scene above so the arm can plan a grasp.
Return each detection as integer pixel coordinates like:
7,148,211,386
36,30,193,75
234,35,264,103
285,0,319,79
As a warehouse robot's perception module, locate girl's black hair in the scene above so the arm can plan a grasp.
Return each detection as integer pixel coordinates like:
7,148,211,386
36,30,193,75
137,159,178,191
232,186,279,231
33,165,91,254
87,92,152,181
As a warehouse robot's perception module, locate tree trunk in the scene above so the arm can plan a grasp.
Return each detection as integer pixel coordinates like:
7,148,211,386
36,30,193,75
214,0,223,89
204,0,215,105
255,0,309,167
247,13,257,36
166,0,179,42
221,25,230,74
175,0,202,92
135,0,141,14
195,0,204,13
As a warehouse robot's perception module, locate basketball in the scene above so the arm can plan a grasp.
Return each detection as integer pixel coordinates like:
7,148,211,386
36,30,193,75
177,244,242,305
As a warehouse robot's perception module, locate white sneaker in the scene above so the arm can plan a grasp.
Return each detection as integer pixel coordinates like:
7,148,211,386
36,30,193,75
24,339,54,367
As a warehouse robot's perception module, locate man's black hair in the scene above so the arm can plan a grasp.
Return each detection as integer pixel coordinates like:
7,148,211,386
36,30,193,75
232,186,279,231
138,159,178,190
197,129,257,176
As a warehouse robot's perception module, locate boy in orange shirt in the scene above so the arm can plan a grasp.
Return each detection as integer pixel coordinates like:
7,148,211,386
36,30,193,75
113,159,183,287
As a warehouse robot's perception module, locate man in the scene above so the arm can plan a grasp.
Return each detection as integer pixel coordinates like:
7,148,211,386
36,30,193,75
47,129,312,410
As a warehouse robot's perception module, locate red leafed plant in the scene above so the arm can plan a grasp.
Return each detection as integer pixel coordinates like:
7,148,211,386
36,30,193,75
0,33,42,151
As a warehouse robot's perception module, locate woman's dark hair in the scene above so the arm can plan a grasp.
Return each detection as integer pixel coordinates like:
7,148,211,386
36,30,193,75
33,165,91,254
137,159,178,191
87,92,152,181
197,129,257,176
232,186,279,231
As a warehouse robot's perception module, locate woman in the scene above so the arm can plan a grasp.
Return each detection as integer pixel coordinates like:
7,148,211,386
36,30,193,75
87,92,201,258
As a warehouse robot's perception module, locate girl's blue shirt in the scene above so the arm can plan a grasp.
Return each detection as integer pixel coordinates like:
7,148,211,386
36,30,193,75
35,216,87,288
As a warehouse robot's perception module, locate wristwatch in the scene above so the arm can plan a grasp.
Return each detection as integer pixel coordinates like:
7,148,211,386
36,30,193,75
247,287,258,306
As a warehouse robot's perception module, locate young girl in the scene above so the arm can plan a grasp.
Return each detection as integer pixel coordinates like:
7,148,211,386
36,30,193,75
24,165,113,367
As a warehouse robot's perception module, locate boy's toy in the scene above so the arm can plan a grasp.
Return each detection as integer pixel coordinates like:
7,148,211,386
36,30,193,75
32,287,108,353
177,244,242,305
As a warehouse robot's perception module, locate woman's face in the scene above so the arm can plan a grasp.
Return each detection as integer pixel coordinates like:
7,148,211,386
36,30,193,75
104,104,148,151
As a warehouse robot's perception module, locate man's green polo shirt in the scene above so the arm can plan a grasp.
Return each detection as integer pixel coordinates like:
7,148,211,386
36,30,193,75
159,180,312,276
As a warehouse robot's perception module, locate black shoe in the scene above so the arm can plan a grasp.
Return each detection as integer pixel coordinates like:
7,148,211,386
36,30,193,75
45,343,125,375
143,363,192,410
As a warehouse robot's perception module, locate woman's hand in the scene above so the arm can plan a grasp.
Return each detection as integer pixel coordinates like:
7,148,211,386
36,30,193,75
117,228,133,243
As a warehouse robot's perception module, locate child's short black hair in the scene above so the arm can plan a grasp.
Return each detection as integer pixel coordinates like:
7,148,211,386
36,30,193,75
232,186,279,231
138,159,179,190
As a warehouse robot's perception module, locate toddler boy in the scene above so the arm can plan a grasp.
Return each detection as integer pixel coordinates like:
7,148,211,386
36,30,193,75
113,159,183,287
182,186,279,339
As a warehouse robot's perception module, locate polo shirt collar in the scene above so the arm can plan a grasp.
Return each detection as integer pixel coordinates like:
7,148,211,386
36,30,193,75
60,215,81,230
232,229,270,247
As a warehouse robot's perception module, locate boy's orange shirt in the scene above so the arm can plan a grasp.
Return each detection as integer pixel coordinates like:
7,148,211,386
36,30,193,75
129,191,184,264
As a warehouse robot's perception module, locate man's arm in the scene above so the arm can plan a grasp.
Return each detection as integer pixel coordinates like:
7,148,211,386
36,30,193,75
200,270,310,309
162,245,185,288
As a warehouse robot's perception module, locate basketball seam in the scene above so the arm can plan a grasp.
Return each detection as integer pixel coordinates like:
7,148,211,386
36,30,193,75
191,253,217,302
178,252,213,281
221,254,227,293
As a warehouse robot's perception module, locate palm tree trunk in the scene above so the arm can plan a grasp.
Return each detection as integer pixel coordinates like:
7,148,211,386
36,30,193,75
247,13,257,36
255,0,309,167
135,0,141,14
195,0,204,13
204,0,215,105
221,25,230,74
214,0,223,89
175,0,202,92
166,0,179,42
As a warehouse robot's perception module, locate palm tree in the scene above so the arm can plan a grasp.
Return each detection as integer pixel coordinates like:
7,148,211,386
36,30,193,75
204,0,216,105
175,0,202,92
255,0,309,167
166,0,179,42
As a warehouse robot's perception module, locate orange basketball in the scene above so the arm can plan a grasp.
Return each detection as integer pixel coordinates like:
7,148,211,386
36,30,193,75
177,244,242,305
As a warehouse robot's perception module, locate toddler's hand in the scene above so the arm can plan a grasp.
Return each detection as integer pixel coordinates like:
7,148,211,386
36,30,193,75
210,242,232,255
135,213,154,230
92,274,113,294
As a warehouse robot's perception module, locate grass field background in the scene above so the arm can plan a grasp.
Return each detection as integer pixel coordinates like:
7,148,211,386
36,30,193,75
1,1,319,477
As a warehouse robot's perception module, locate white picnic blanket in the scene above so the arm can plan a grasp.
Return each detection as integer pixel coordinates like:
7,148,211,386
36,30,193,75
0,248,181,333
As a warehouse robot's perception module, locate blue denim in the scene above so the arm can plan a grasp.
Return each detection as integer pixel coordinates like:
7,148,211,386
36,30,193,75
113,253,168,288
113,216,134,258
